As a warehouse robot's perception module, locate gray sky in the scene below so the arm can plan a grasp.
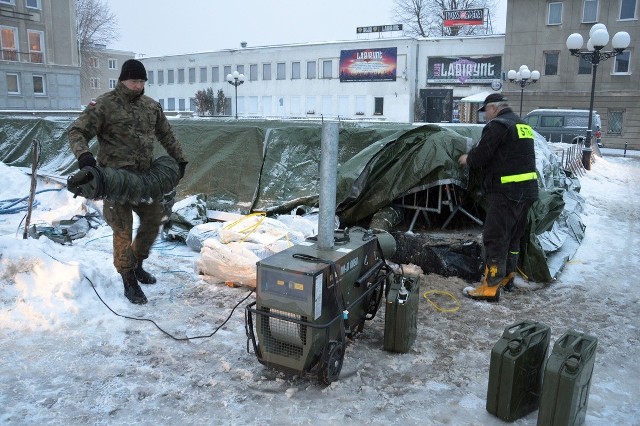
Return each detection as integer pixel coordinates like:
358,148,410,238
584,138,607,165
107,0,507,57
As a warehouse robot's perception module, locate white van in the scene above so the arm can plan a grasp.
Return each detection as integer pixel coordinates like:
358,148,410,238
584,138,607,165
523,109,603,147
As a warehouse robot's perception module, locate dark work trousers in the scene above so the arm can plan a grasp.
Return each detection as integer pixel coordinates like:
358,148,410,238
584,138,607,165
482,192,535,268
103,199,165,273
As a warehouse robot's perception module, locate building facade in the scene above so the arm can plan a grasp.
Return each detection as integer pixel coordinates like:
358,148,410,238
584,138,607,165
80,45,134,106
503,0,639,150
140,36,505,124
0,0,80,109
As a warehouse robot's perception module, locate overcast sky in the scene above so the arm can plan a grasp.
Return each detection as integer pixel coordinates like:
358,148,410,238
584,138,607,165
106,0,507,57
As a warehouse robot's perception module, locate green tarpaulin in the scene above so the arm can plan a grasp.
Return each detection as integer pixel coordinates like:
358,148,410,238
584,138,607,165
0,115,583,282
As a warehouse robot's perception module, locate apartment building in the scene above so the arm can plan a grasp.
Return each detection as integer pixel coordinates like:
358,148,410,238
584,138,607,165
503,0,639,150
0,0,80,109
80,45,134,106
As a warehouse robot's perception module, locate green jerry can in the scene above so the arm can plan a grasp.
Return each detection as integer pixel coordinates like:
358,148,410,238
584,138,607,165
537,330,598,426
486,320,551,422
383,274,419,353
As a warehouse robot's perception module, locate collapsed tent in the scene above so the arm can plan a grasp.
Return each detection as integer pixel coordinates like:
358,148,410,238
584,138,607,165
0,115,584,282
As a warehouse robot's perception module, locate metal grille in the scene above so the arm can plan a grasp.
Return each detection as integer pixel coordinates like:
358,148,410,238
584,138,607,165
259,307,307,360
608,111,623,134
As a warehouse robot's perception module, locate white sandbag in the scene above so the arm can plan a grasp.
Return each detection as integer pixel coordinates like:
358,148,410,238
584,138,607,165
195,238,259,287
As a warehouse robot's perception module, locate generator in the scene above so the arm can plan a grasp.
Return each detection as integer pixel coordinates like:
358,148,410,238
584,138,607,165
245,227,395,384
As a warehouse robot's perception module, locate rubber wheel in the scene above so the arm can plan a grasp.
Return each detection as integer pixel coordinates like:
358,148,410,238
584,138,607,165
318,341,344,385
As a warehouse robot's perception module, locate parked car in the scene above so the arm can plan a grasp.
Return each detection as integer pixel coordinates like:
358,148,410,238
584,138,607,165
523,109,603,147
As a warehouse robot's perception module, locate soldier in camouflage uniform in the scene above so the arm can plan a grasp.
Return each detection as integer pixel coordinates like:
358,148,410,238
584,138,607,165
68,59,187,305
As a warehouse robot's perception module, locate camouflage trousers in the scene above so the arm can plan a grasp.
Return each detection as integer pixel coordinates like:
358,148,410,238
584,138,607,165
102,199,166,273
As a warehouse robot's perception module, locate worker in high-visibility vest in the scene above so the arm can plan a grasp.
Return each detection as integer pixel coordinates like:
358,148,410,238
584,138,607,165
458,93,539,301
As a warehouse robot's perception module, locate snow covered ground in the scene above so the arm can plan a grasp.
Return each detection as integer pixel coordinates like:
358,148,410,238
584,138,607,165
0,152,638,425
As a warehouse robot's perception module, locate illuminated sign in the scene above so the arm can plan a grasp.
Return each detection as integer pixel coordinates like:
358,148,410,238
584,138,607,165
427,55,502,84
443,9,485,27
340,47,397,82
357,24,403,34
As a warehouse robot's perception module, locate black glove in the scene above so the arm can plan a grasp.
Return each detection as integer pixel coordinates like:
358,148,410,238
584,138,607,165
179,161,188,179
67,169,94,197
78,152,97,170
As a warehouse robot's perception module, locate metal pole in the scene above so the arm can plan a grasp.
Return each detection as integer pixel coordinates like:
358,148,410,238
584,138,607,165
234,81,238,119
583,55,599,170
317,121,339,250
519,86,524,116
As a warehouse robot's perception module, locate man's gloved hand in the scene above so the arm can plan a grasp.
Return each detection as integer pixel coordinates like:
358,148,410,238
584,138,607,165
78,152,97,170
179,162,188,179
67,169,94,197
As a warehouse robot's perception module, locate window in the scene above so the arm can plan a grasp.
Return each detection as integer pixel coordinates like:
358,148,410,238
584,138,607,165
188,67,195,83
237,65,244,75
292,62,300,79
290,96,301,114
0,0,15,3
108,59,117,69
167,69,174,84
374,97,384,115
277,62,286,80
355,96,366,115
262,96,272,116
26,0,40,8
148,70,154,84
613,51,631,74
223,65,231,79
250,64,258,81
548,2,563,25
578,55,591,74
338,95,349,116
90,78,100,89
306,61,316,79
0,26,18,61
179,98,185,111
89,57,98,68
583,0,598,22
109,79,117,89
248,96,259,114
306,96,316,114
200,67,207,82
322,96,332,115
27,30,44,63
6,73,19,94
620,0,637,19
608,111,624,134
322,60,332,79
177,68,185,84
212,66,219,82
157,70,164,84
263,63,271,80
33,75,45,95
544,51,559,75
167,98,175,111
189,98,196,111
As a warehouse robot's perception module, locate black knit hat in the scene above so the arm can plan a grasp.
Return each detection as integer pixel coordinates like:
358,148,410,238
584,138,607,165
119,59,147,81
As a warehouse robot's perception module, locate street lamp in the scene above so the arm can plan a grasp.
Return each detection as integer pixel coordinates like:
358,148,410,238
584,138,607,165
226,70,245,119
507,65,540,116
566,23,631,170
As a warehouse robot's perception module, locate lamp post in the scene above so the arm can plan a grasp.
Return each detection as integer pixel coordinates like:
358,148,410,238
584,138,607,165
566,23,630,170
226,70,245,119
507,65,540,116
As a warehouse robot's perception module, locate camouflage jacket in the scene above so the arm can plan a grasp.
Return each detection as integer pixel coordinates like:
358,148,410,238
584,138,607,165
68,82,186,172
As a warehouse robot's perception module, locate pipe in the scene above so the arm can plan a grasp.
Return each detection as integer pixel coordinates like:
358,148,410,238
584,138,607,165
317,121,339,250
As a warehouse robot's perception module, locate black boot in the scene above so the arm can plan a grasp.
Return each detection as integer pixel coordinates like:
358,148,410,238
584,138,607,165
121,270,148,304
134,259,157,284
504,252,519,292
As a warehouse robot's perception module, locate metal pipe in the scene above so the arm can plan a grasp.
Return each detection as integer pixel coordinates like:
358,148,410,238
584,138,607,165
317,121,339,250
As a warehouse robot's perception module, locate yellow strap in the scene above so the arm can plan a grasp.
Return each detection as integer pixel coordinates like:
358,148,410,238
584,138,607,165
501,171,538,184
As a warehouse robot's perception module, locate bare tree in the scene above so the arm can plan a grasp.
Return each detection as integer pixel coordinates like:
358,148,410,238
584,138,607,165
75,0,120,100
393,0,497,37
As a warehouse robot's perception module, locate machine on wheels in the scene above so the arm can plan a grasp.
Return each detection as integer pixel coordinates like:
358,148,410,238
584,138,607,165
245,227,395,384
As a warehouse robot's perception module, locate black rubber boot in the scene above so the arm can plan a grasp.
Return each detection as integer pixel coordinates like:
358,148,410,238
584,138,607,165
121,270,148,304
134,259,157,285
504,252,519,292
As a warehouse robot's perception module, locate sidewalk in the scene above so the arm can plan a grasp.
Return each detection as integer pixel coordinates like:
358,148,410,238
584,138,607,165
600,147,640,158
